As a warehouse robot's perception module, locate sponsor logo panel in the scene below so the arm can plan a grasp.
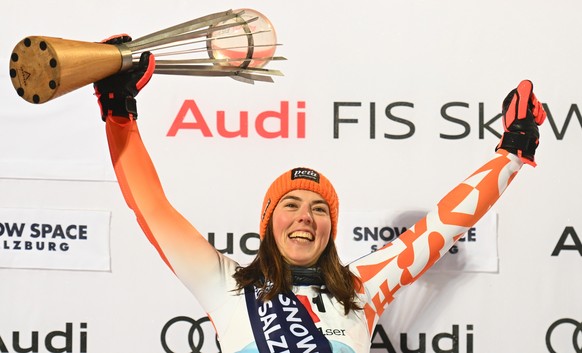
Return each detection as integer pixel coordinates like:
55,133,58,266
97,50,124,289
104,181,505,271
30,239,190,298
336,210,498,272
0,208,110,271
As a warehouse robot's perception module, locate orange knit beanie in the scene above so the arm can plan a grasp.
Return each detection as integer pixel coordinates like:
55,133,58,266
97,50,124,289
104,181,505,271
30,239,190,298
260,167,338,240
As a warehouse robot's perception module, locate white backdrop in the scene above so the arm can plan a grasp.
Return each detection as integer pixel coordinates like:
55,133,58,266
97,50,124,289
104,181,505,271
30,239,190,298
1,1,581,352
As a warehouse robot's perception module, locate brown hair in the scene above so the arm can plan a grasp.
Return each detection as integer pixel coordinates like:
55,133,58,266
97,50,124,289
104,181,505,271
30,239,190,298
233,220,362,315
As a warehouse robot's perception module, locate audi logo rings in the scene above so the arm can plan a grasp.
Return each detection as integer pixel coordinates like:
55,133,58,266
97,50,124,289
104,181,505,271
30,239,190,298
161,316,221,353
546,318,582,353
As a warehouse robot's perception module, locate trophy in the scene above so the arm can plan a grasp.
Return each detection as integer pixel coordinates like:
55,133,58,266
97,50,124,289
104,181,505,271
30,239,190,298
8,9,285,104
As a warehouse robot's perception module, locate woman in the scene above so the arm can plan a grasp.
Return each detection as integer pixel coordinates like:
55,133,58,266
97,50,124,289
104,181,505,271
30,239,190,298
94,37,545,353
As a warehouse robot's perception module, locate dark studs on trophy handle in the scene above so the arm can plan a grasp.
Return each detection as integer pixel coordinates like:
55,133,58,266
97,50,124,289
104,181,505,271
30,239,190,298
48,58,58,92
10,53,18,81
9,37,59,104
10,52,23,97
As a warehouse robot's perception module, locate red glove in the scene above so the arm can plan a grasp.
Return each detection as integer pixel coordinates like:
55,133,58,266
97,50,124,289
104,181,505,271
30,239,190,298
496,80,546,166
93,35,155,121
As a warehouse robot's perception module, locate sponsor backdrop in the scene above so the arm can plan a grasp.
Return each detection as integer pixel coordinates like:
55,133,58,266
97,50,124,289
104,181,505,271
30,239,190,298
1,0,581,352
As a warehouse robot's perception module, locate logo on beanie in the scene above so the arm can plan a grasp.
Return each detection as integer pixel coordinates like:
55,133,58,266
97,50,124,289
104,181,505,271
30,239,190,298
291,168,320,183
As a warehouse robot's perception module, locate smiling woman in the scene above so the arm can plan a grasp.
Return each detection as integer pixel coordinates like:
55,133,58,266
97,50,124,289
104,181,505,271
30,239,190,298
272,190,332,267
93,38,546,352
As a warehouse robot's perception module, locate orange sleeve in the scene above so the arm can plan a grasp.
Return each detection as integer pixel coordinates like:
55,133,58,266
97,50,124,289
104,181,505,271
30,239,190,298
105,116,221,291
350,149,523,332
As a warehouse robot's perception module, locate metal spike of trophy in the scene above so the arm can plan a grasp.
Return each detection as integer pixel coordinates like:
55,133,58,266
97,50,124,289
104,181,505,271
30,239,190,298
9,9,285,104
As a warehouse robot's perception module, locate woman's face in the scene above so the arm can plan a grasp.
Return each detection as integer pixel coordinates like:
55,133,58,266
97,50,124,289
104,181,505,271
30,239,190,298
271,189,332,267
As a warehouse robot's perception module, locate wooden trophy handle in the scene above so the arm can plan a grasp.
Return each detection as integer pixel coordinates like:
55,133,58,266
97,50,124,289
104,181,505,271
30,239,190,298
9,36,126,104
